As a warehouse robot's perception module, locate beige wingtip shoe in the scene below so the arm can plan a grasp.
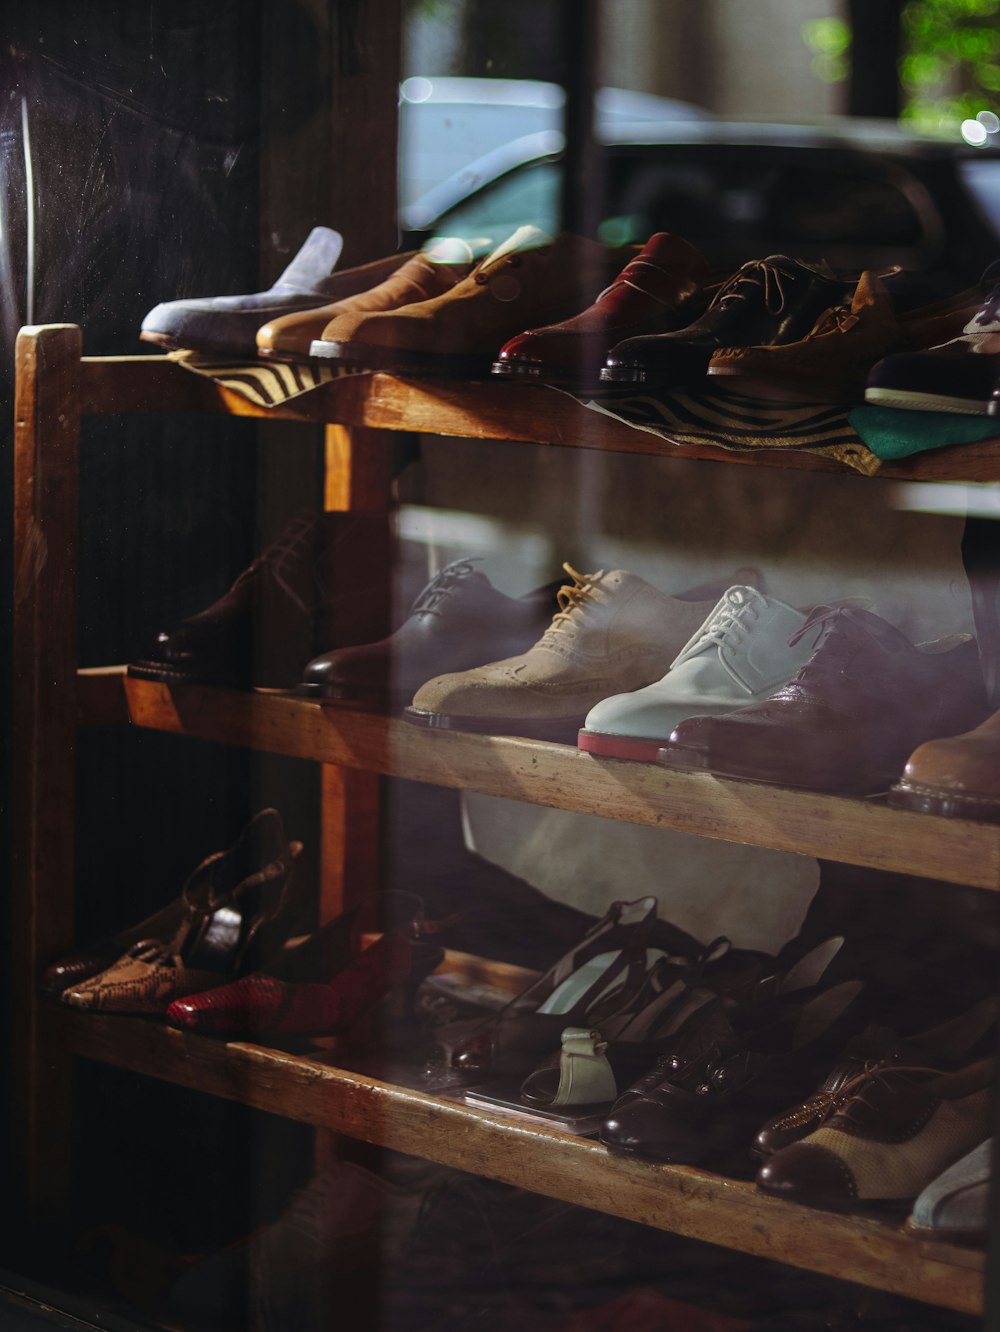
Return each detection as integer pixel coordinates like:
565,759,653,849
402,564,717,742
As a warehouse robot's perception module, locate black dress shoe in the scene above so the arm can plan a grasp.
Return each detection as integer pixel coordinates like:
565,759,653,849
601,255,848,390
297,557,562,707
128,510,393,689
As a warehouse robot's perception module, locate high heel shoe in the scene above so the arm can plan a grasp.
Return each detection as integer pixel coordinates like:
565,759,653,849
519,938,736,1110
450,897,665,1080
164,890,446,1037
62,810,302,1014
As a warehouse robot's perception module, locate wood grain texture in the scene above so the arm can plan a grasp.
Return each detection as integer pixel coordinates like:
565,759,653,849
76,355,1000,481
12,326,82,1216
52,1009,984,1315
77,670,1000,891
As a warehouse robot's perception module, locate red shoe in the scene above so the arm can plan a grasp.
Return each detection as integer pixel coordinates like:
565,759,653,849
165,892,445,1037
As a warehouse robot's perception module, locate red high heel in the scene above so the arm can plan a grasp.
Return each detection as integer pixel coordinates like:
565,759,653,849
165,890,445,1037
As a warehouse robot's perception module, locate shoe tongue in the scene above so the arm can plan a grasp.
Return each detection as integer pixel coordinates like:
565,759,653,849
273,227,344,292
421,235,487,266
479,225,554,273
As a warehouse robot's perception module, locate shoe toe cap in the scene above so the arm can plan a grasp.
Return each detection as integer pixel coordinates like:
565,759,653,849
757,1142,857,1207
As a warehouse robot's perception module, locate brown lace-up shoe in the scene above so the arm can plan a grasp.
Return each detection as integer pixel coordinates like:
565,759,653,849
402,564,717,742
756,1056,994,1210
309,227,631,377
707,271,899,401
256,238,479,361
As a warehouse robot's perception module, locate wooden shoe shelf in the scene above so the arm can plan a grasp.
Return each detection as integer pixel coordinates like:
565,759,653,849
13,325,1000,1319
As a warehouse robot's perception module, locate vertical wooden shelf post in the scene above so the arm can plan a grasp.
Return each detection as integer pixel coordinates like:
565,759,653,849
11,325,83,1219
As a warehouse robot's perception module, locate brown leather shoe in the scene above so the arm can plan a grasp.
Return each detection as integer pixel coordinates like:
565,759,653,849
753,997,998,1159
660,606,988,794
707,271,899,402
491,232,710,389
127,510,393,690
256,239,477,361
309,227,631,377
756,1056,994,1210
890,707,1000,821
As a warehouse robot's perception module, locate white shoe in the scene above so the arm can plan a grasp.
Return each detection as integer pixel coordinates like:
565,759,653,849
578,585,815,761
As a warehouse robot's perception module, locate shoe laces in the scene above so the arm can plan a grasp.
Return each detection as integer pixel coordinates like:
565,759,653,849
410,557,482,617
784,604,894,684
828,1062,942,1130
541,563,605,641
232,510,321,613
711,257,796,317
671,585,765,668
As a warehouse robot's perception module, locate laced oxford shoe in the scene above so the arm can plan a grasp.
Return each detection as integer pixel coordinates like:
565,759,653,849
256,237,478,361
757,1056,994,1211
491,232,710,389
660,606,988,794
298,558,561,707
402,564,718,743
578,584,812,763
128,510,393,690
308,226,632,377
601,254,849,390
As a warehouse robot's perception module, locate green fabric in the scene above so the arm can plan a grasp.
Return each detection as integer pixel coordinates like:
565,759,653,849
849,404,1000,461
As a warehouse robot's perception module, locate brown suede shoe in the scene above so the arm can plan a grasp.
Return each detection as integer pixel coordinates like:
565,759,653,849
890,707,1000,822
256,239,478,361
309,227,632,377
402,564,717,742
707,271,899,402
756,1056,994,1210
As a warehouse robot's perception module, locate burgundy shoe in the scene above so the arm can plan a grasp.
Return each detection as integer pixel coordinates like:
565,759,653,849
492,233,710,389
165,891,444,1037
298,558,561,707
660,606,988,794
128,510,393,690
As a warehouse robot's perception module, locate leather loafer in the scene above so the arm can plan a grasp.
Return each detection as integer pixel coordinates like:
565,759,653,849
660,606,988,794
491,232,709,389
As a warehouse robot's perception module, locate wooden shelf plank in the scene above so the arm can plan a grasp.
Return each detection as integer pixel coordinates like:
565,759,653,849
51,1008,983,1316
77,355,1000,481
80,668,1000,891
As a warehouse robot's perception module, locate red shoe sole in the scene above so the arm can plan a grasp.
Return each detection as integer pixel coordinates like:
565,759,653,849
577,729,664,762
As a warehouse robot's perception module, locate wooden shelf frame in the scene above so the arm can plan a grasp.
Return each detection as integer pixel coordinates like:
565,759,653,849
80,667,1000,893
13,327,1000,1320
78,350,1000,481
51,1008,984,1317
